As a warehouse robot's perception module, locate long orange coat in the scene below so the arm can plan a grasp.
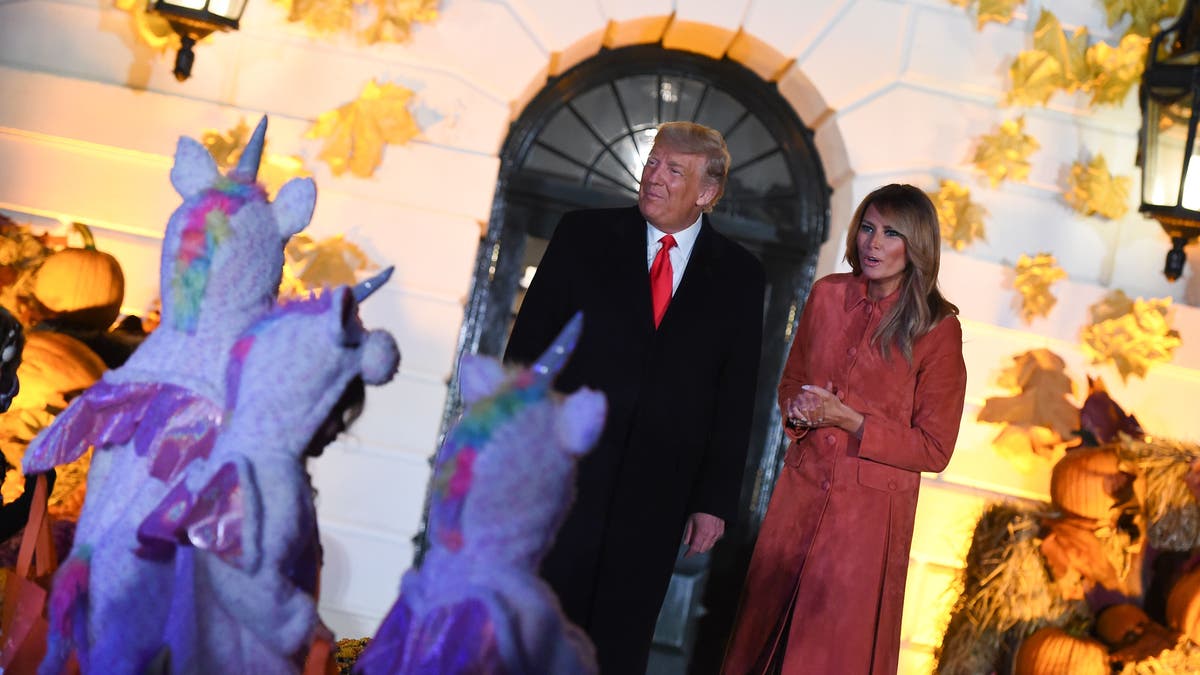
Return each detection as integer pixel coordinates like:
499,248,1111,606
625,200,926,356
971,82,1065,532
722,273,967,674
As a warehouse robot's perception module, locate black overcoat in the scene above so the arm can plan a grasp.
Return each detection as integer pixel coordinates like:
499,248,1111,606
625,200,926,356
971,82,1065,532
504,205,764,673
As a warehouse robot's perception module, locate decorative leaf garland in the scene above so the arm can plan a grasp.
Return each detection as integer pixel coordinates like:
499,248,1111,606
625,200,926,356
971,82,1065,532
1065,154,1132,220
1080,290,1182,382
1013,253,1067,323
306,79,420,178
930,180,988,251
973,116,1040,186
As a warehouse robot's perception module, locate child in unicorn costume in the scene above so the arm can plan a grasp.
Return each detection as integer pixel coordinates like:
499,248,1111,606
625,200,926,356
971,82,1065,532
356,314,603,675
23,117,399,674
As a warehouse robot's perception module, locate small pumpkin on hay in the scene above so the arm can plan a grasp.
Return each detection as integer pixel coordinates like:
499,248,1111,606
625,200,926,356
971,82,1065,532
31,222,124,331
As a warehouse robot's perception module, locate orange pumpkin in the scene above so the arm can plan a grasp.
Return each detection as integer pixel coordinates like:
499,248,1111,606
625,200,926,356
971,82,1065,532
1096,603,1150,647
1050,447,1131,520
1015,626,1108,675
1167,566,1200,643
11,330,106,407
0,330,105,519
33,223,124,329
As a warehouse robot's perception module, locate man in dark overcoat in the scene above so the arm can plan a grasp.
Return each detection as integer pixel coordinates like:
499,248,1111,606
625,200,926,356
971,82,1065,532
503,121,764,673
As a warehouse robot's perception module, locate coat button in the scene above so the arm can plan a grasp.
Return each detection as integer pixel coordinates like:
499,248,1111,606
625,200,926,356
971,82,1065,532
847,347,856,357
888,480,898,490
821,480,831,491
825,434,836,446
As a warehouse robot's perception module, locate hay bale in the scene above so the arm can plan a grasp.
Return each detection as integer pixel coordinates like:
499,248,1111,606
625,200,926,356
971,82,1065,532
1117,438,1200,551
936,501,1089,674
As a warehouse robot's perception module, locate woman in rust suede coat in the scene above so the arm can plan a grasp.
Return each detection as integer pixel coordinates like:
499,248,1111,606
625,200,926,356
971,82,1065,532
722,184,968,674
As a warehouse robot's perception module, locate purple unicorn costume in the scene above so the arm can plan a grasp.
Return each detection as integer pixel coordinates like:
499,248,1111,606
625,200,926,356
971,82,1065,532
356,314,603,675
142,282,399,674
23,118,322,674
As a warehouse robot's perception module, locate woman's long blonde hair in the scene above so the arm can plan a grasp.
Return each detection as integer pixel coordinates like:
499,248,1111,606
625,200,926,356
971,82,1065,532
844,184,958,363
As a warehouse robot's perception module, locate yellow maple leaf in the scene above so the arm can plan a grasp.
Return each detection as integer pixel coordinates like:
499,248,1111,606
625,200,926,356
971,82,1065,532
1008,10,1092,105
306,80,420,178
1065,154,1132,219
1089,289,1135,324
1013,252,1067,323
991,424,1075,472
929,180,987,251
114,0,179,51
977,0,1024,28
1081,290,1182,381
950,0,1024,29
363,0,440,44
979,349,1081,469
273,0,438,44
201,119,252,168
1033,10,1091,90
1086,34,1149,106
981,349,1080,436
1103,0,1183,38
201,119,313,198
973,116,1040,186
281,233,377,298
1007,49,1064,106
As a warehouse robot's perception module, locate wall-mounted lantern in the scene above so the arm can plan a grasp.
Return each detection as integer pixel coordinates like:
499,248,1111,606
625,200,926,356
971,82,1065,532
1139,0,1200,281
150,0,248,81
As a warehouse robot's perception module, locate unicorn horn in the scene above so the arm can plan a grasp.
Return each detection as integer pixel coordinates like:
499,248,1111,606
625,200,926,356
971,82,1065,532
353,266,394,302
233,116,268,180
531,312,583,381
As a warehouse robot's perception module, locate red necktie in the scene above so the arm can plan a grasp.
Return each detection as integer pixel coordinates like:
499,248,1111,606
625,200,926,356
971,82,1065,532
650,234,676,328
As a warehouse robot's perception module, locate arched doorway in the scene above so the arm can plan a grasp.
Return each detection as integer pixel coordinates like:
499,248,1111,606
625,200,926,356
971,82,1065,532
434,43,830,672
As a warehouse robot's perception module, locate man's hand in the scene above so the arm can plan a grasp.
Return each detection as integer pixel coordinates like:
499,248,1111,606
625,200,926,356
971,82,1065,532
682,512,725,557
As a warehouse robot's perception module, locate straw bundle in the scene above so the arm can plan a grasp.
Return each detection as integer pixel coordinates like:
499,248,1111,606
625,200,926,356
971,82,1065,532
1118,637,1200,674
1117,438,1200,551
936,502,1089,674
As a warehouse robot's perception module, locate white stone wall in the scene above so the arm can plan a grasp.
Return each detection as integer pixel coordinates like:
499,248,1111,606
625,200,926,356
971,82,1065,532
3,0,1200,669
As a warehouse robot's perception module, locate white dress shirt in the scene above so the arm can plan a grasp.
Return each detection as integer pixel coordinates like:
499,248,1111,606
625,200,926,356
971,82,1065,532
646,215,702,296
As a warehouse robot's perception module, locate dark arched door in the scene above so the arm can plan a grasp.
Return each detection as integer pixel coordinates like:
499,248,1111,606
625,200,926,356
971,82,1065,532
435,44,830,673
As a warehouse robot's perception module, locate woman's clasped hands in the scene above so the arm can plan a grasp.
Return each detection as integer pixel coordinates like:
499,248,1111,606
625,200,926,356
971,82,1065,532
786,382,864,436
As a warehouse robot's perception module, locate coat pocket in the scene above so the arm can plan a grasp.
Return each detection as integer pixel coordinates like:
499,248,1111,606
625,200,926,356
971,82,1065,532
856,458,918,493
782,440,807,468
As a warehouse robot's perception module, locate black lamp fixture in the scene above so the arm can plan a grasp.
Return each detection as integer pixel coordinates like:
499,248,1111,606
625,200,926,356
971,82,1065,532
150,0,248,82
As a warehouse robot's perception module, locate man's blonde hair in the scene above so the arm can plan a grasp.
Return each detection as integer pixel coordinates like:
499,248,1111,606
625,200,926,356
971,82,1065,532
651,122,730,212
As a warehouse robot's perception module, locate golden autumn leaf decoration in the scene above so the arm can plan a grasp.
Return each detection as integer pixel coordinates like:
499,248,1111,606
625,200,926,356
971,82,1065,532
949,0,1025,29
1008,10,1090,106
280,234,377,299
114,0,179,51
929,180,987,251
306,79,420,178
1080,290,1182,382
977,349,1081,471
972,116,1040,186
1086,34,1149,105
1065,154,1132,220
1102,0,1183,38
1007,10,1150,107
274,0,439,44
201,119,313,198
1013,253,1067,323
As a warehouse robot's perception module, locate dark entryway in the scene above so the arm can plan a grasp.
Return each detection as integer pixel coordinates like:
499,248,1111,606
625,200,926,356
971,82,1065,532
425,43,830,673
